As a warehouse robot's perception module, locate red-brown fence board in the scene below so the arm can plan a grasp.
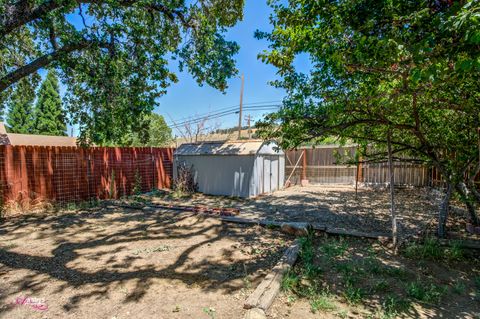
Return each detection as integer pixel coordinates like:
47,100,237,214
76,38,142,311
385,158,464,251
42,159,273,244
0,145,174,206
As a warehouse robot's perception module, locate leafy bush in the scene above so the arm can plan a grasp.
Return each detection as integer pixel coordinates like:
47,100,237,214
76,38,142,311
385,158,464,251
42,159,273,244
172,162,198,195
132,169,142,195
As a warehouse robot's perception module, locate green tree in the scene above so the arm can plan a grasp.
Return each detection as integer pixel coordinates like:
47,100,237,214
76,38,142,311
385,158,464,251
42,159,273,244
34,70,66,136
256,0,480,236
6,75,38,133
143,113,173,147
121,113,173,147
0,1,244,144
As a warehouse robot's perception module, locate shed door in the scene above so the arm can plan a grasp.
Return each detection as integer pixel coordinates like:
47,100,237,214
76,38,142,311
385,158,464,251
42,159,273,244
270,156,279,192
263,156,271,193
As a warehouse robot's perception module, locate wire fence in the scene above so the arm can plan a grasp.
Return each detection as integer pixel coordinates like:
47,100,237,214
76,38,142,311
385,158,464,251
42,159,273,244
0,145,173,213
285,147,457,187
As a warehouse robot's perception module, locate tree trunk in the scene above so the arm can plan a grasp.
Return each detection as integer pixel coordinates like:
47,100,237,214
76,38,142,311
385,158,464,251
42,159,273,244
387,130,398,252
456,182,479,225
438,183,453,238
467,161,480,206
468,183,480,205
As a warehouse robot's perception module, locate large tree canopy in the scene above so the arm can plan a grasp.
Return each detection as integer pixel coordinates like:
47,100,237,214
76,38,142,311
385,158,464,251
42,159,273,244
256,0,480,235
1,0,244,144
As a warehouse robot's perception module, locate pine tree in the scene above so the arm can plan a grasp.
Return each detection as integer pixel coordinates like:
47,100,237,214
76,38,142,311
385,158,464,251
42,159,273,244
6,77,37,133
34,70,67,136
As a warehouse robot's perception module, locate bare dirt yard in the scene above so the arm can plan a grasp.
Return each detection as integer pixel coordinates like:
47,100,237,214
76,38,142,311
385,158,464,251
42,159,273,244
0,206,291,319
1,185,478,319
142,185,473,238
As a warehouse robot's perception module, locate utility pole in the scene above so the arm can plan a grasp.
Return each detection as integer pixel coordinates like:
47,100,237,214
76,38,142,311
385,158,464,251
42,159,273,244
245,114,251,139
237,73,244,140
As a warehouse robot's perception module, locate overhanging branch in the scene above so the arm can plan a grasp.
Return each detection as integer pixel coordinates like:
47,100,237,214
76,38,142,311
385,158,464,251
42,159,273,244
1,0,194,38
0,39,106,92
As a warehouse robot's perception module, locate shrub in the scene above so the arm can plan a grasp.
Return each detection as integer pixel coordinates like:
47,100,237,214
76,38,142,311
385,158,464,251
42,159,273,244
172,162,198,195
109,169,116,198
132,169,142,195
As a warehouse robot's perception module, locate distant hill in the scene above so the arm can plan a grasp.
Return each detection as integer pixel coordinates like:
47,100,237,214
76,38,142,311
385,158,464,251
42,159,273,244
173,128,258,146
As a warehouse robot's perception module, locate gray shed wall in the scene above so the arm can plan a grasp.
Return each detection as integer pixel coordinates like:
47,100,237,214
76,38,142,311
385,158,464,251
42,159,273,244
175,155,256,197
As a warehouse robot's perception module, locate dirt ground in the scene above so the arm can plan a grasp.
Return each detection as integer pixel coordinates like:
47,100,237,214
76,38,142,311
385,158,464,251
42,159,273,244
0,206,291,319
143,185,473,238
1,185,477,319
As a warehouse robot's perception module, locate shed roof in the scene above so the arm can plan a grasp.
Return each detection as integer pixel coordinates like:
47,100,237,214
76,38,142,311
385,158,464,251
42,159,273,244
175,140,282,156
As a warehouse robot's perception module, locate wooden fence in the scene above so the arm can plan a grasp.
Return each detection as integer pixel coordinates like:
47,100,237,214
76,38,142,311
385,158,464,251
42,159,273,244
285,146,442,187
0,145,174,206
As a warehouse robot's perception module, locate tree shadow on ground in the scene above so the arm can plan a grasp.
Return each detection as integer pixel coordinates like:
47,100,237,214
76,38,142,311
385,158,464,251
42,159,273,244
145,186,455,237
0,206,291,316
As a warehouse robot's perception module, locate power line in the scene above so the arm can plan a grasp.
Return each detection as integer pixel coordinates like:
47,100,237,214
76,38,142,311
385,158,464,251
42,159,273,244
168,107,280,129
166,100,282,126
167,104,281,128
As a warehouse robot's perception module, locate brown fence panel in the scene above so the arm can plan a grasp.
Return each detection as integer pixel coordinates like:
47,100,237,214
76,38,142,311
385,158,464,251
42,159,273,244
286,147,357,185
361,162,429,186
0,145,174,207
285,147,480,187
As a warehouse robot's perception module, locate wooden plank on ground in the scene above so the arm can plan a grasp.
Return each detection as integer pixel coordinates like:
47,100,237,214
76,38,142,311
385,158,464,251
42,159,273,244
244,239,300,311
221,216,283,227
438,239,480,250
111,204,480,250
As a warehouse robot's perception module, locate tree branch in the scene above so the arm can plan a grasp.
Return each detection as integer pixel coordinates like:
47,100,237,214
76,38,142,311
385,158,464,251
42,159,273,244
0,39,106,92
1,0,194,38
1,0,68,37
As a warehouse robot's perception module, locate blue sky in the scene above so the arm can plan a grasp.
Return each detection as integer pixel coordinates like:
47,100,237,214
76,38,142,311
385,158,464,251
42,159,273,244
55,1,310,136
158,0,288,135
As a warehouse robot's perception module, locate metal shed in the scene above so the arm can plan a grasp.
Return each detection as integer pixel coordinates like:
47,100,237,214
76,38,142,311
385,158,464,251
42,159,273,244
174,140,285,198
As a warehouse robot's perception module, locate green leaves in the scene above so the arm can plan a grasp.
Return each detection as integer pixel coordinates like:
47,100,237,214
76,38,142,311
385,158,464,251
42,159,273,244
257,0,480,192
1,0,245,145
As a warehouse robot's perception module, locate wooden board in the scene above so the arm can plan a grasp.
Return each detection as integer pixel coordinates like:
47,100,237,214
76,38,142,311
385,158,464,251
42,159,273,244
244,239,300,310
